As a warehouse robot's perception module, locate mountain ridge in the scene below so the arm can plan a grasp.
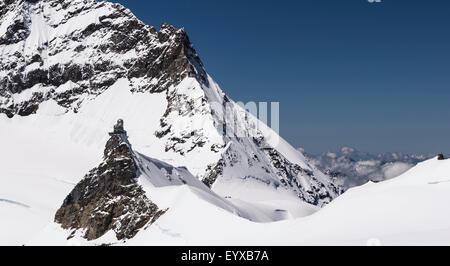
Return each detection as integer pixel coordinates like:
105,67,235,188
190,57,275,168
304,146,431,189
0,0,341,210
0,0,207,117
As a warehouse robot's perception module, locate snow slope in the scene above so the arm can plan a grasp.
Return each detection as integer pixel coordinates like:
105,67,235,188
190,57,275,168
0,98,317,245
8,154,450,246
129,157,450,246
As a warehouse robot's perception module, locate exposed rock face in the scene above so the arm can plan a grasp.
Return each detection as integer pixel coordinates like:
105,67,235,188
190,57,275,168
55,126,165,241
263,147,342,205
0,0,206,117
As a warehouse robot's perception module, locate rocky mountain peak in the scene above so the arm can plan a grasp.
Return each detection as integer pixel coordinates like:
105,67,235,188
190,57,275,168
0,0,206,116
54,119,166,241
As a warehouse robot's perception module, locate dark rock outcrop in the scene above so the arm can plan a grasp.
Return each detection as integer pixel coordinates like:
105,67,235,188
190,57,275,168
55,121,165,241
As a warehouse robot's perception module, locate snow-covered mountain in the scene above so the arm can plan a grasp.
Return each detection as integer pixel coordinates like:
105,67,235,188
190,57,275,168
304,146,431,189
0,0,340,206
0,0,342,244
1,0,448,246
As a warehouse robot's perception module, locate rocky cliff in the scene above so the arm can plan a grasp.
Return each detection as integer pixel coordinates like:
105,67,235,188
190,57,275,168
0,0,205,117
55,124,165,241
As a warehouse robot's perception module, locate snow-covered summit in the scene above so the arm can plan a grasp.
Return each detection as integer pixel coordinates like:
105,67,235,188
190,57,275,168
0,0,205,116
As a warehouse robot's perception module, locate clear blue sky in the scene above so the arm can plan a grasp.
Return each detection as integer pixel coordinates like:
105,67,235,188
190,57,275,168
113,0,450,155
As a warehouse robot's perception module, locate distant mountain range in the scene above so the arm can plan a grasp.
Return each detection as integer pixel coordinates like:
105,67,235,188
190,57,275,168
302,146,433,190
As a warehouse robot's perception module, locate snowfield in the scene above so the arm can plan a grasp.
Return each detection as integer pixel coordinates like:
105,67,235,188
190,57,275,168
0,84,318,245
1,103,449,246
125,157,450,246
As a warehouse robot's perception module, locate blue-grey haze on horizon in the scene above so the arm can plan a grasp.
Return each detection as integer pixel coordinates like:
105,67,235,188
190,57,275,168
111,0,450,155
